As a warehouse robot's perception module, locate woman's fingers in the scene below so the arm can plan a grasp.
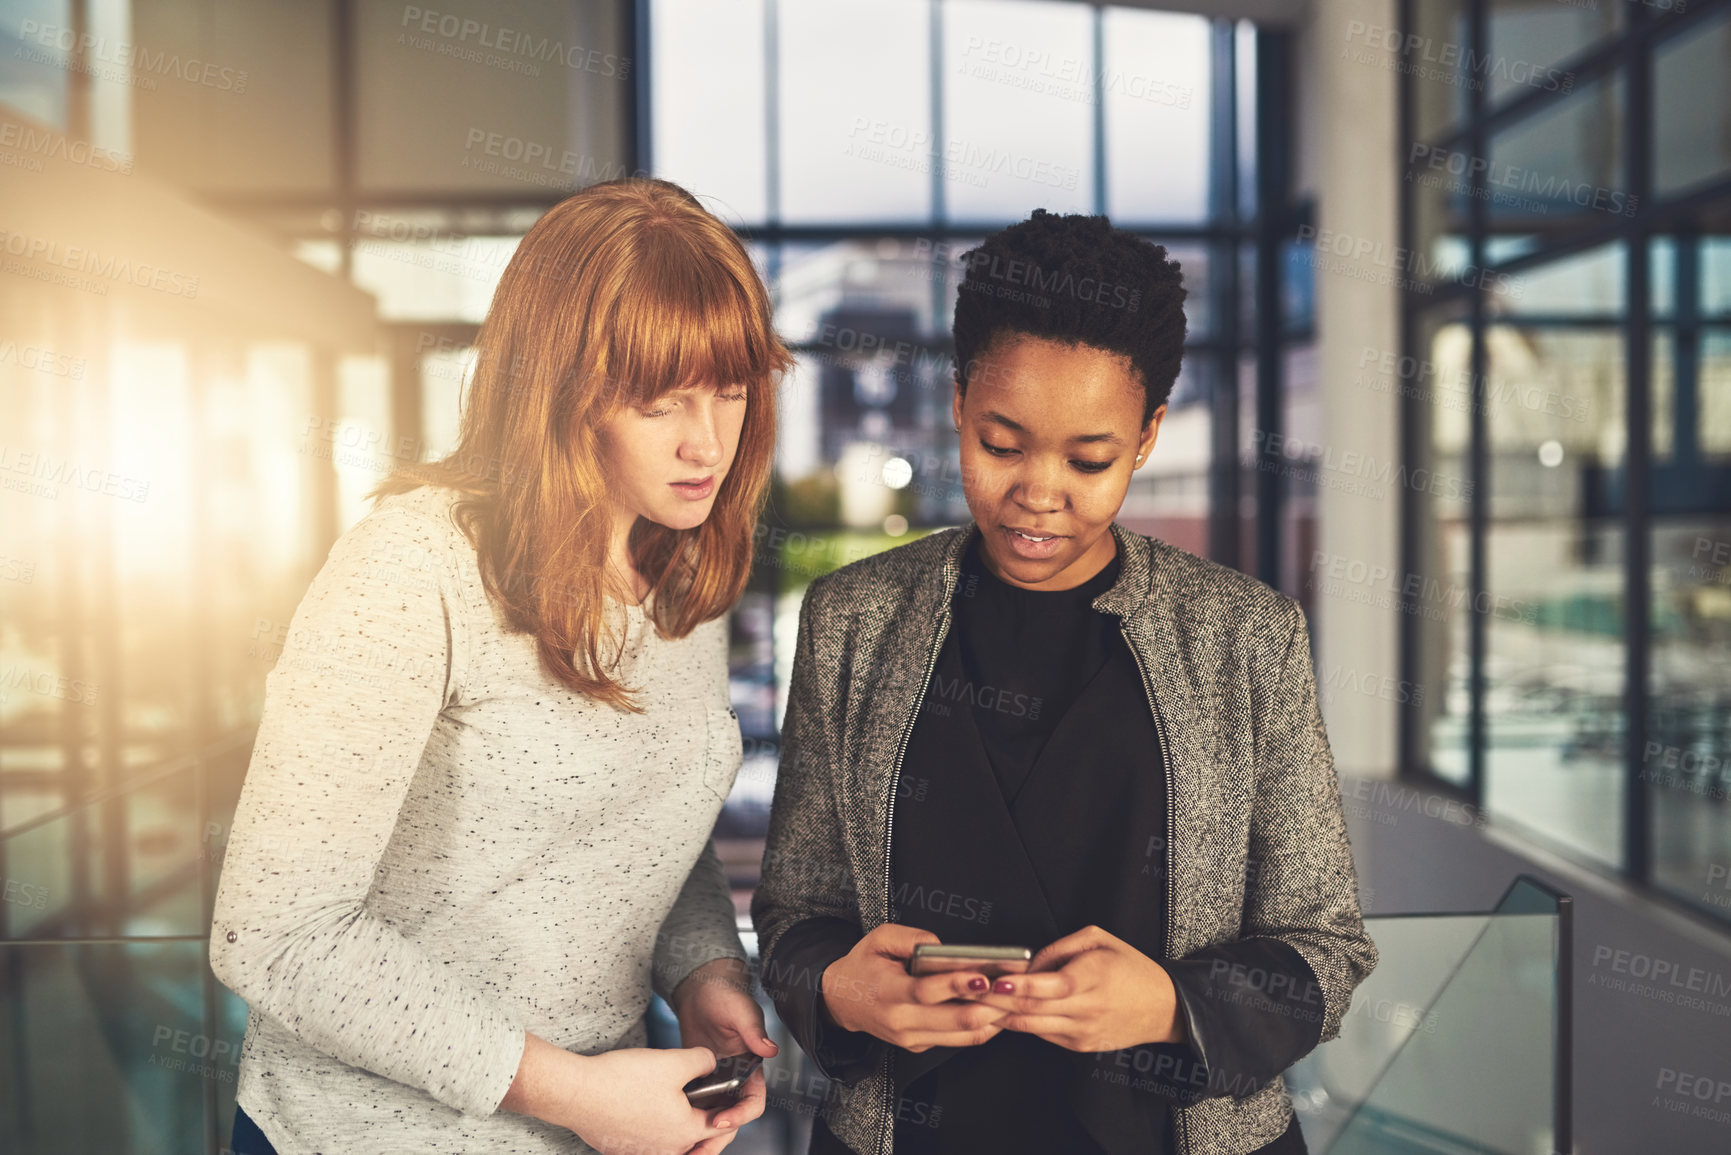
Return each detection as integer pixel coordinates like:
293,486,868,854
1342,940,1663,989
908,969,991,1006
901,1020,1008,1051
706,1067,767,1131
678,1045,720,1079
998,1012,1084,1045
688,1132,739,1155
886,995,1005,1041
868,922,941,960
739,1031,779,1058
976,969,1076,1004
1030,925,1115,971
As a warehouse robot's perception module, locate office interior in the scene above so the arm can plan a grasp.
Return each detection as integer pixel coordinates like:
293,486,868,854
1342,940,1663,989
0,0,1729,1151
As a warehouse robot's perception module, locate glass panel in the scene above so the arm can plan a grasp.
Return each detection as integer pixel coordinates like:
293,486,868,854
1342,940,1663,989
132,0,336,194
1236,20,1257,225
1284,239,1316,334
421,347,470,464
1388,306,1472,787
1488,0,1622,105
1101,6,1211,224
0,941,247,1154
1654,328,1676,459
1484,326,1626,866
1117,355,1211,555
0,447,71,836
348,234,519,323
1,744,250,942
940,0,1094,222
771,239,953,344
764,237,964,540
1708,330,1731,455
1237,354,1259,576
1281,342,1321,598
1409,149,1467,300
331,356,394,530
1498,242,1625,317
1649,313,1731,923
1239,238,1258,339
1160,243,1212,340
1706,239,1731,316
1404,0,1471,141
0,331,302,881
356,0,629,196
1649,519,1731,924
0,0,74,129
1483,73,1630,227
111,343,195,774
1286,912,1488,1147
651,0,768,222
1289,879,1565,1155
1655,7,1731,198
1652,236,1676,320
779,0,931,224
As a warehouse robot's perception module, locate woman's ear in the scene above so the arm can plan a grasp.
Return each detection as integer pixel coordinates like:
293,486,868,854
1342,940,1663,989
1136,403,1167,468
951,376,967,433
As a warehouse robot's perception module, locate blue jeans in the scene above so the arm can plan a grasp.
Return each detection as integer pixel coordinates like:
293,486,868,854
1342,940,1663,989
230,1105,279,1155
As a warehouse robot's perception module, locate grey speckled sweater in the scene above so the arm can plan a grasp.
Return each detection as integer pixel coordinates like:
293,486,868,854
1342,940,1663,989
209,485,748,1154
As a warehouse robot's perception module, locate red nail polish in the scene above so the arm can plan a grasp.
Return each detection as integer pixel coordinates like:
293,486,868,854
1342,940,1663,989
993,979,1015,994
968,976,987,992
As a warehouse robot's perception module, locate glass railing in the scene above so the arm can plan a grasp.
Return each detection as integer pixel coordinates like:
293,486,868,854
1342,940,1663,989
0,783,1570,1155
0,930,811,1155
0,737,255,1152
0,938,247,1154
1286,875,1573,1155
0,735,253,942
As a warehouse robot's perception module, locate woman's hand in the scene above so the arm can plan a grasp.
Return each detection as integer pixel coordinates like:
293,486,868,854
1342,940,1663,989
669,957,779,1148
820,924,1007,1053
971,925,1187,1052
501,1034,730,1155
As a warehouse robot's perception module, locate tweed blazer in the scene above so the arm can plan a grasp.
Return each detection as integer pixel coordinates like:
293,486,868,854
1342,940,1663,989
751,520,1378,1155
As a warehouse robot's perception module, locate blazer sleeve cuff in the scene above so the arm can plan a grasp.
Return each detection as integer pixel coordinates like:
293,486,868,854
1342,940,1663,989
760,916,881,1086
1163,936,1326,1102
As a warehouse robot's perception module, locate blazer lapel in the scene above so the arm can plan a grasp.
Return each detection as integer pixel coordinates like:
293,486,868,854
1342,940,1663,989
1109,536,1220,962
833,526,973,926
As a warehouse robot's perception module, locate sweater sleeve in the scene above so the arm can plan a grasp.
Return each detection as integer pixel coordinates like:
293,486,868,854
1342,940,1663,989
208,505,526,1118
652,838,751,1003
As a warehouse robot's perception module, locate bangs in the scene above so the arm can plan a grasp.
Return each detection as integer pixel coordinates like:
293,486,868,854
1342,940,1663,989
599,237,780,408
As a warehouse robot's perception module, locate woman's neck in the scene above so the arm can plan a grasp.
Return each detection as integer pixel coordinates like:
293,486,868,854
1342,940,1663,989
606,505,651,606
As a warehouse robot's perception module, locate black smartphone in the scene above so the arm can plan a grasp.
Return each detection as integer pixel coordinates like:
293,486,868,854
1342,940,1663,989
906,943,1033,978
682,1052,763,1110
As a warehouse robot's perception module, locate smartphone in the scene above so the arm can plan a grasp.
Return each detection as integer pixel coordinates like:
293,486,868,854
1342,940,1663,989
906,943,1033,978
682,1052,763,1110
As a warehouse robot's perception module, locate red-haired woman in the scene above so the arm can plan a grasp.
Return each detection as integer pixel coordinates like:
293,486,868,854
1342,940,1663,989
211,177,791,1155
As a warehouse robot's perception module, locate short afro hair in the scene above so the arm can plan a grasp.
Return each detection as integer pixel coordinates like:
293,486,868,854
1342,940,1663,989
952,209,1187,426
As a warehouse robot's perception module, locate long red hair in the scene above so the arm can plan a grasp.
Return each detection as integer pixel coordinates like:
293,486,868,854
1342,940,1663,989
374,177,789,710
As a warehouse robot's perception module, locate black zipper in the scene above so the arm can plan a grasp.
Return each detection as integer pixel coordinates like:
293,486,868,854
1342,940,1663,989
1122,623,1187,1155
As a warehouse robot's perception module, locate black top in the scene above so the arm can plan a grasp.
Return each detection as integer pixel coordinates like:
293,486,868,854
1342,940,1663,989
888,537,1190,1155
951,537,1123,805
